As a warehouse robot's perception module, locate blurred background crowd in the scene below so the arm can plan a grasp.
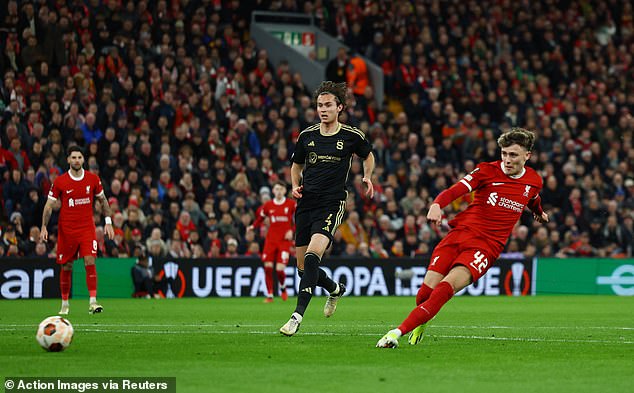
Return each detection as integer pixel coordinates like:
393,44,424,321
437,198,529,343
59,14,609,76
1,0,633,262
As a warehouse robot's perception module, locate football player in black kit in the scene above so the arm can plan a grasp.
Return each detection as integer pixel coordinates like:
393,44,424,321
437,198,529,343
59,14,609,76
280,81,375,336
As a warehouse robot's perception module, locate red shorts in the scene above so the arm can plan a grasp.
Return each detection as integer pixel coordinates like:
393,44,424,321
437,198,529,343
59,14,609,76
56,227,97,264
261,239,292,265
428,228,504,282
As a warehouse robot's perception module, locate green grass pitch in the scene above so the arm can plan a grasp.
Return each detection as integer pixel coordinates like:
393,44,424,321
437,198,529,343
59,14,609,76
1,296,633,393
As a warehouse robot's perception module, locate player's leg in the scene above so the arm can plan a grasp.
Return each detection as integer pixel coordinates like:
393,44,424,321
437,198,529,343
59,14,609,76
263,261,275,302
294,246,337,292
291,207,338,293
59,261,73,315
377,266,472,348
281,234,329,335
408,234,461,344
299,233,330,309
84,256,103,314
293,206,310,277
408,270,444,345
416,271,444,304
80,235,102,314
56,230,75,315
295,242,335,293
295,245,307,273
312,200,348,317
281,201,345,336
401,265,471,332
415,233,461,305
261,242,275,302
277,248,290,301
280,213,308,336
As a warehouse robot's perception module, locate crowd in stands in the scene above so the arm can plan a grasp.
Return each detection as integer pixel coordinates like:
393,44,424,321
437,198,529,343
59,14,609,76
1,0,633,262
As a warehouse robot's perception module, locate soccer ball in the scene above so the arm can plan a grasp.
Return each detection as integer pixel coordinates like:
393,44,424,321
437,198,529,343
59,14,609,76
36,316,74,352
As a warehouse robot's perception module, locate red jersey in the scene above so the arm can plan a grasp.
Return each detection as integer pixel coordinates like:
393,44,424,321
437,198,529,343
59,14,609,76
439,161,543,247
253,198,296,242
48,169,104,232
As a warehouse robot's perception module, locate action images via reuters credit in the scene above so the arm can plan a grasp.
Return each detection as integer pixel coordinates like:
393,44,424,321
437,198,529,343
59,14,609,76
6,378,174,392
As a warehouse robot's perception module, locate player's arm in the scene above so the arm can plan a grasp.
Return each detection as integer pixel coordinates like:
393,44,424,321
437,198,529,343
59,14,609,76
291,162,304,199
426,182,471,225
284,202,296,241
248,205,266,232
40,197,57,242
95,192,115,239
527,194,549,223
361,152,375,198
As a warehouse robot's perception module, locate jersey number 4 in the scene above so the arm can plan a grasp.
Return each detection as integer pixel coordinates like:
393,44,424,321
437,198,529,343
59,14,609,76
469,251,489,274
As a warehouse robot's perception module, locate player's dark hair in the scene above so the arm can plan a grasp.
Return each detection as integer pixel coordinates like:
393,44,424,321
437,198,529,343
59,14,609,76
497,128,536,151
67,145,85,158
273,180,287,189
313,81,347,110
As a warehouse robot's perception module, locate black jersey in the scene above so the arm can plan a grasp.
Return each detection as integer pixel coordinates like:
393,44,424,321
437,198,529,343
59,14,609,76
292,122,372,202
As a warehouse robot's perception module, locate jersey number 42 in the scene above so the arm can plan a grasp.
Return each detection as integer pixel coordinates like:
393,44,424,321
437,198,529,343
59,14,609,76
469,251,489,274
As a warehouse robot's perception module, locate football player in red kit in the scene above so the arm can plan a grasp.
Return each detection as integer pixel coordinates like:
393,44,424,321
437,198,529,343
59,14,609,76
40,146,115,315
249,181,296,303
377,128,549,348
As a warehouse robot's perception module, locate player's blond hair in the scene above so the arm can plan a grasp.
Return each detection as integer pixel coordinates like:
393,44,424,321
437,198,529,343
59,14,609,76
497,128,536,151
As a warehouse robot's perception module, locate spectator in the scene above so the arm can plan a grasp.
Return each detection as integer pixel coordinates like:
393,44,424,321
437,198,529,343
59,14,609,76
131,245,161,299
222,237,239,258
8,137,31,171
325,47,349,83
347,52,370,98
0,0,631,263
339,211,368,249
3,168,28,216
81,113,103,145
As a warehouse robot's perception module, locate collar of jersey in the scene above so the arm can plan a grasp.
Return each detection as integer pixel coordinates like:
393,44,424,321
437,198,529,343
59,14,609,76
500,161,525,179
273,197,286,205
319,122,341,136
69,168,85,181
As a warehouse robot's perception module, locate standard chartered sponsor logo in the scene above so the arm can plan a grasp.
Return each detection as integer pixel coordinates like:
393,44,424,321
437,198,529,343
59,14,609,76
487,192,523,212
498,197,523,212
68,197,90,207
487,192,498,206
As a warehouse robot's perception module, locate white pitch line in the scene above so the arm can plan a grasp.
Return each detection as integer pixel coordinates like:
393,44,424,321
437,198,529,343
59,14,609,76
3,326,632,345
435,334,634,345
2,323,633,330
73,329,634,345
0,323,275,328
434,325,634,330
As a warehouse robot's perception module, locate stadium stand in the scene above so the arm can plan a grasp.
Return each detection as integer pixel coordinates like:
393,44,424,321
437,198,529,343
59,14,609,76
0,0,632,260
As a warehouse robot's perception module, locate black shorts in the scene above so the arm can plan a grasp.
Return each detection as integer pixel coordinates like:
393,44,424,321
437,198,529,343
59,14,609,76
295,199,347,247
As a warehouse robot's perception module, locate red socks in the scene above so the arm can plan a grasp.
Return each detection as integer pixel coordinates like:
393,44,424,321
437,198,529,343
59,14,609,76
398,281,454,334
416,283,433,305
60,268,72,301
276,269,286,291
264,266,274,296
85,264,97,298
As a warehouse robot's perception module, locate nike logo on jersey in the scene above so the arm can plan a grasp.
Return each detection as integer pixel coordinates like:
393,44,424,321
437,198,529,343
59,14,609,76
308,141,315,147
66,190,73,194
492,182,504,186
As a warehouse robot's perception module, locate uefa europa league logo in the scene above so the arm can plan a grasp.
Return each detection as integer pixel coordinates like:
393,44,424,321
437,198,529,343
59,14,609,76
163,262,179,298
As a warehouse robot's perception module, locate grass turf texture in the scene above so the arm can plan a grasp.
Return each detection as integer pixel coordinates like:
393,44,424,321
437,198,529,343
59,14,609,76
1,296,632,393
